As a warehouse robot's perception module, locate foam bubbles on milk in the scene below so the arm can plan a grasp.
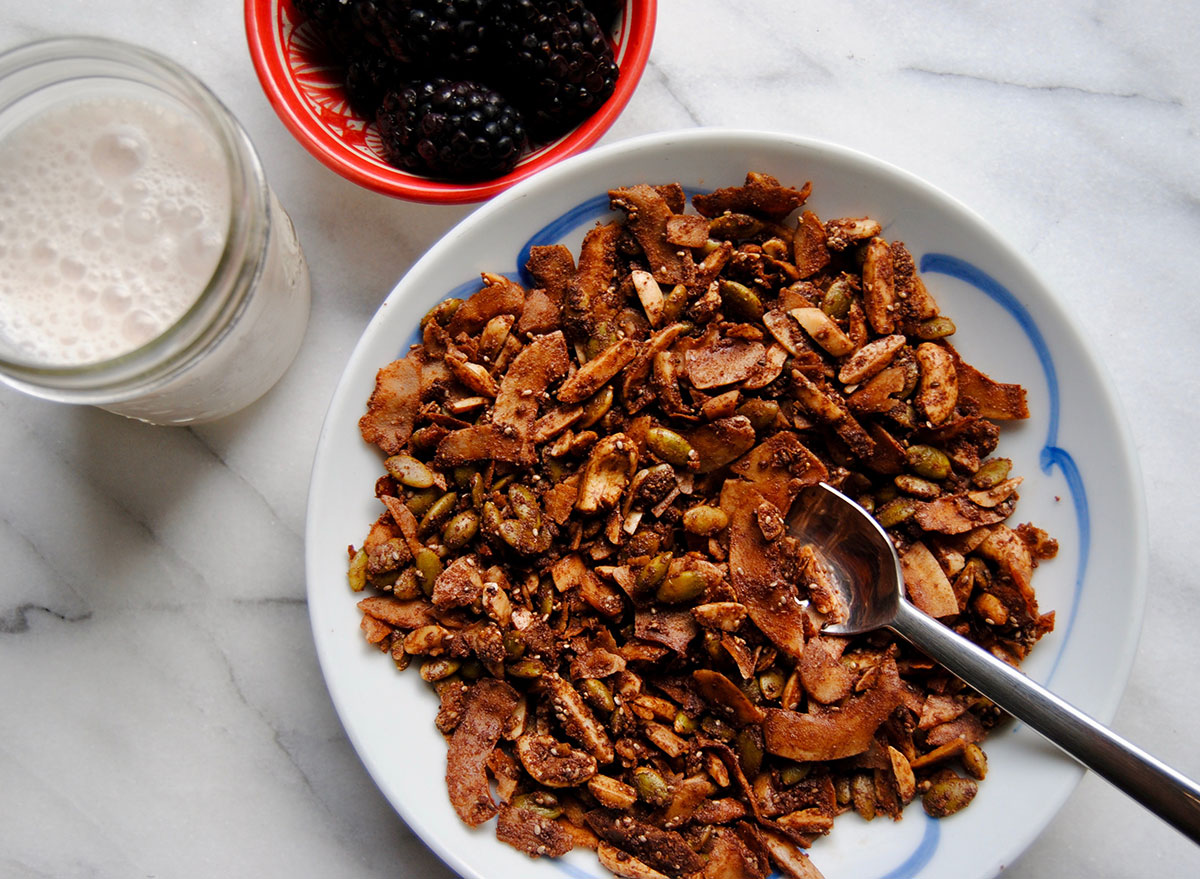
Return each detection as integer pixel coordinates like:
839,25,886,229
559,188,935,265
0,95,231,365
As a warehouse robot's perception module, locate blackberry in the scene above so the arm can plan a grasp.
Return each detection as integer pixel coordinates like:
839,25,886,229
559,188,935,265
343,48,412,119
486,0,619,141
377,79,527,181
354,0,492,72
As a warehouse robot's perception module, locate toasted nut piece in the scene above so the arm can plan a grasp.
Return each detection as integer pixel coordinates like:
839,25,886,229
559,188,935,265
915,342,958,425
972,591,1009,625
588,775,638,809
922,774,978,818
837,333,906,385
758,667,786,701
558,339,638,404
631,269,665,327
777,808,835,835
861,237,895,334
888,745,917,803
347,548,368,592
480,580,512,625
576,433,638,514
691,602,748,631
825,216,882,250
404,624,452,656
790,307,855,356
384,454,435,489
597,843,671,879
968,476,1023,508
516,734,598,788
446,349,500,397
683,504,730,536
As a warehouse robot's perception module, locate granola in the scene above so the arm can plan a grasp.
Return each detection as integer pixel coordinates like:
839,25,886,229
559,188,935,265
347,172,1057,879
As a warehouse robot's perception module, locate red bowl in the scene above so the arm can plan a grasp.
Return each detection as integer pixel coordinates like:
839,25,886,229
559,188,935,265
245,0,656,204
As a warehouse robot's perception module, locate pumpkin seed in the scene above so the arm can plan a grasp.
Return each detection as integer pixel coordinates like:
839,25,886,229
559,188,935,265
579,385,614,429
962,743,988,780
633,766,671,806
916,315,957,339
419,491,458,536
347,548,368,592
820,284,853,319
719,279,764,321
646,426,694,467
636,552,672,593
384,454,435,488
971,457,1012,489
510,792,562,819
921,774,978,818
414,548,443,597
907,444,951,480
736,398,780,433
656,570,708,604
876,497,917,528
442,510,479,551
581,677,616,714
683,504,729,536
419,296,462,329
419,657,460,682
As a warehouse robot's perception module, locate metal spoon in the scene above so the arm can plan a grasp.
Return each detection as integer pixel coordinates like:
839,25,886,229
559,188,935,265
789,481,1200,844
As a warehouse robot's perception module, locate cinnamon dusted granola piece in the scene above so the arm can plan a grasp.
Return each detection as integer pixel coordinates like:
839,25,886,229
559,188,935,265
584,811,705,876
946,343,1029,419
722,480,808,660
562,223,624,347
685,334,768,389
446,678,521,826
447,273,526,337
609,183,694,286
692,172,812,221
359,355,421,455
792,210,830,279
495,803,576,858
860,237,895,335
525,244,576,304
763,657,906,762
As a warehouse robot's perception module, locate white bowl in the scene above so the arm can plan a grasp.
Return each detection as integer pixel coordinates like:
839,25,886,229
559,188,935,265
305,129,1147,879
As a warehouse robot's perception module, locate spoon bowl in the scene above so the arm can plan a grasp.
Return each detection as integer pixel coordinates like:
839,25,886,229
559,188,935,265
788,481,1200,845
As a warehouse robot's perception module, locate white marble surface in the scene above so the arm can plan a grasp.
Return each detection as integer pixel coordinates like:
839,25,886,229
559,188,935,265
2,1,1199,877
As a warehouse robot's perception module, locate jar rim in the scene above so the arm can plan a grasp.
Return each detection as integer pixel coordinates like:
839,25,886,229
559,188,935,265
0,36,271,400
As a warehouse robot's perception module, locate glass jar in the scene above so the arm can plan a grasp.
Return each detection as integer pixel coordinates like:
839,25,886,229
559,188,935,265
0,37,311,425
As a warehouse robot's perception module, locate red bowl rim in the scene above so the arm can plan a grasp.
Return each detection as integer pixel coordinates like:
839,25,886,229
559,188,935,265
245,0,656,204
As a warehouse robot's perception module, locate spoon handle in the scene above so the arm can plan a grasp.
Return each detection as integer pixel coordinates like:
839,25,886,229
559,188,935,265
891,598,1200,845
